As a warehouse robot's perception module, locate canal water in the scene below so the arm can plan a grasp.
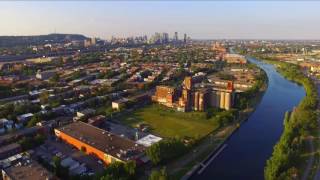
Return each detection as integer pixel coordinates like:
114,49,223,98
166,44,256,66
191,57,305,180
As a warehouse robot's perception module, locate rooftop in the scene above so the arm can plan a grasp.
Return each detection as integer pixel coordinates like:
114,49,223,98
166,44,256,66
17,113,34,119
0,126,42,145
2,159,57,180
55,122,145,161
77,108,95,115
113,98,129,104
0,143,21,155
136,134,162,147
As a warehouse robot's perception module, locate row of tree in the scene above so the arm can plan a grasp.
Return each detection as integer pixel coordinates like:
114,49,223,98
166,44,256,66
264,61,318,179
18,133,46,150
99,161,136,180
0,102,41,121
146,138,188,165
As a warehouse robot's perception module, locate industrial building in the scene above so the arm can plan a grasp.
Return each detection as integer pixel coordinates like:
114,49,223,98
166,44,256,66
152,76,235,112
223,54,247,64
54,122,145,165
152,86,178,108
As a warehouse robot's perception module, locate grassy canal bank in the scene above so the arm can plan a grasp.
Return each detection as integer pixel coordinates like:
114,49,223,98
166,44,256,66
164,64,268,180
253,56,319,180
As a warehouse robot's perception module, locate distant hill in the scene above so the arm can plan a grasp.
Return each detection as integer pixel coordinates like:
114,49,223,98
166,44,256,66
0,34,88,48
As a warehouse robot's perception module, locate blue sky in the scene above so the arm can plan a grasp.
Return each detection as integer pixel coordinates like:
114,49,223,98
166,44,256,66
1,1,320,39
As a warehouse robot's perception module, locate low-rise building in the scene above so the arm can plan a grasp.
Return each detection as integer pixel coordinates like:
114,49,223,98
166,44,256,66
1,158,57,180
88,115,106,127
60,157,87,176
90,79,119,86
54,122,145,165
112,98,129,111
0,143,21,160
0,126,44,146
136,134,162,147
152,86,178,108
0,76,20,85
224,54,247,64
16,113,34,125
311,65,320,73
0,119,13,134
26,57,54,64
76,108,96,119
36,70,57,80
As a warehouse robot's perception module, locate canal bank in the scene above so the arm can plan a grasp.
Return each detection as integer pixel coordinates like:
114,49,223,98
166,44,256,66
189,57,305,180
177,57,268,180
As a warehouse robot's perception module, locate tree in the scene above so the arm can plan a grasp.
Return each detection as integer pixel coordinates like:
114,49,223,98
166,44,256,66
52,156,69,178
264,60,318,179
40,91,50,104
146,139,188,165
149,168,168,180
18,133,46,150
27,114,41,127
100,161,136,180
18,137,33,150
216,72,235,81
50,74,60,83
0,85,13,99
34,134,46,145
124,161,136,177
214,110,236,128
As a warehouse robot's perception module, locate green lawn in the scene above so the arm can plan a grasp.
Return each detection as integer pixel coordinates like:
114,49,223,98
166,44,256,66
118,104,219,139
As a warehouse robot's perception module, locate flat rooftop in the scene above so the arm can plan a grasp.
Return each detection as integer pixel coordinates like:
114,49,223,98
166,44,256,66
136,134,162,147
0,126,42,145
0,143,20,155
3,160,56,180
56,122,145,161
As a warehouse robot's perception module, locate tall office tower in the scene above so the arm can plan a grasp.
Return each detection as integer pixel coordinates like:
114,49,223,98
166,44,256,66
84,39,91,47
162,33,169,43
111,36,115,44
184,33,187,43
174,32,178,42
91,37,96,45
143,35,148,43
150,32,161,44
156,32,162,43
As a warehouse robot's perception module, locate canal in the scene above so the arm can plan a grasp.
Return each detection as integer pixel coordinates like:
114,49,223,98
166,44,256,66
191,57,305,180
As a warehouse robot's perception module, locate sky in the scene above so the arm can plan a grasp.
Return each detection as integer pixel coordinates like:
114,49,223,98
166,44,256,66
1,1,320,40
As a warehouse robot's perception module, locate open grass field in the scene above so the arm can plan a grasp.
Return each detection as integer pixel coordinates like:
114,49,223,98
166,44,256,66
118,104,219,139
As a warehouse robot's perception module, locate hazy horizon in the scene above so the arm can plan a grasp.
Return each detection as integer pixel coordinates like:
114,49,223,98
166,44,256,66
1,1,320,40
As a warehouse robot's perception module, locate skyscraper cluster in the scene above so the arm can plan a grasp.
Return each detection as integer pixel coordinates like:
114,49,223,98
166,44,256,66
110,35,148,45
103,32,189,45
148,32,189,44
